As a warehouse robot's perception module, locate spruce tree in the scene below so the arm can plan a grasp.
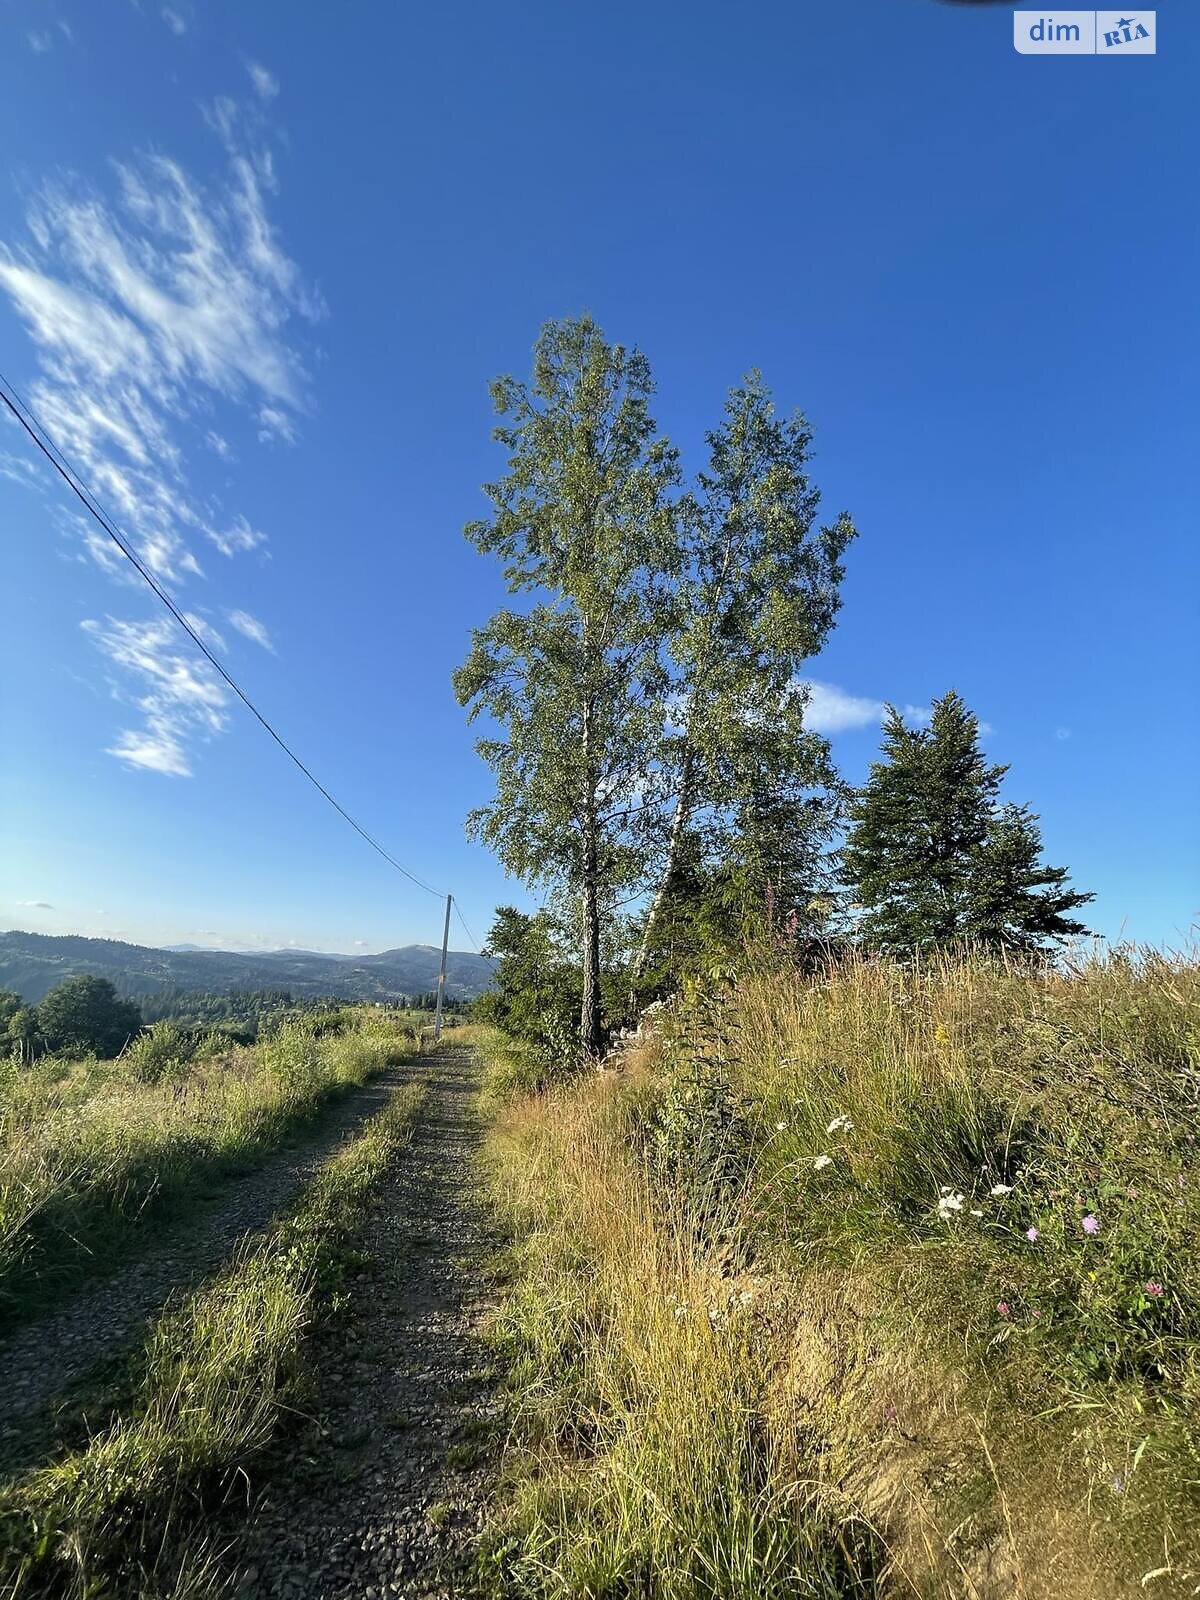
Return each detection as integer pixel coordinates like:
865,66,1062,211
842,690,1091,953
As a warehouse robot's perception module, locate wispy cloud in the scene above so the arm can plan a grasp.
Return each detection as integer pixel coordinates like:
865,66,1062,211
28,30,54,53
800,680,933,735
16,900,55,909
246,60,279,101
82,615,228,776
226,608,274,650
161,6,189,36
0,86,320,773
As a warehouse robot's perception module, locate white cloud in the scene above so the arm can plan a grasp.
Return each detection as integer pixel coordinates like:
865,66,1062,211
28,30,54,53
82,615,228,776
161,6,188,35
800,680,933,735
257,403,297,445
226,608,273,650
246,60,279,101
1055,726,1072,741
16,899,55,909
0,93,320,773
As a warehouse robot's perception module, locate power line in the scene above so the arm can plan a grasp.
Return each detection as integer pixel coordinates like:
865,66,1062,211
452,900,484,955
0,371,446,902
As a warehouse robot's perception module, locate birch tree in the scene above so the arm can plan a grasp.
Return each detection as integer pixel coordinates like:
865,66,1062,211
632,374,856,984
453,317,678,1058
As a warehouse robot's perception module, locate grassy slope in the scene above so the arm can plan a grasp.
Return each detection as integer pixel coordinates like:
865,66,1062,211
478,951,1200,1599
0,1073,428,1599
0,1012,419,1322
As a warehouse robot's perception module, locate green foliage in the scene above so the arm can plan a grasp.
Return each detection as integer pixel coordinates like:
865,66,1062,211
122,1020,194,1084
455,315,680,1056
474,907,580,1066
635,375,855,989
36,975,142,1059
842,689,1092,953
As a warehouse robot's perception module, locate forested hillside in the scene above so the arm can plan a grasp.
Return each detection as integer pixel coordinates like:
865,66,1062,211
0,930,494,1005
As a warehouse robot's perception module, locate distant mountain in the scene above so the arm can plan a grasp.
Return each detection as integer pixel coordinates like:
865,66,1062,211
0,930,495,1005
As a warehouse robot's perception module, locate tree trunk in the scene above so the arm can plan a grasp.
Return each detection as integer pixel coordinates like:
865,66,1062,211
580,688,603,1060
580,851,603,1059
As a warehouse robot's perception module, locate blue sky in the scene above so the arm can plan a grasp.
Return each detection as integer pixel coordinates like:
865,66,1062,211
1,0,1196,957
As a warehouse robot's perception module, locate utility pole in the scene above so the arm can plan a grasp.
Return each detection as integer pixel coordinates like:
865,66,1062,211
433,893,452,1042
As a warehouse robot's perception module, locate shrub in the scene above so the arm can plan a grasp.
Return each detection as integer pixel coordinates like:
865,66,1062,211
122,1021,194,1084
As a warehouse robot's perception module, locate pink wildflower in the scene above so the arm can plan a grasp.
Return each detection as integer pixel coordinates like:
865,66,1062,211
1025,1226,1039,1242
1081,1214,1100,1235
1145,1281,1164,1298
996,1301,1011,1319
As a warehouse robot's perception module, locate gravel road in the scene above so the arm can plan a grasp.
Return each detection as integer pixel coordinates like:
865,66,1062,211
222,1046,499,1599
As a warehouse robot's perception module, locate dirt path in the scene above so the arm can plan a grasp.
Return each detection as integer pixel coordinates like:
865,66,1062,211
0,1062,428,1474
223,1046,499,1600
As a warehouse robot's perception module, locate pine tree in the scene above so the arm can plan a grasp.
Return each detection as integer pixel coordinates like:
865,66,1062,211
842,690,1091,953
965,803,1092,951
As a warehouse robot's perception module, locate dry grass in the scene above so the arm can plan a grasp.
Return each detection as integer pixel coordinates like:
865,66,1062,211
479,948,1200,1599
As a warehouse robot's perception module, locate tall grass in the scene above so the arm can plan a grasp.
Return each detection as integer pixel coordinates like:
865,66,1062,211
480,949,1200,1599
0,1011,415,1322
0,1077,426,1598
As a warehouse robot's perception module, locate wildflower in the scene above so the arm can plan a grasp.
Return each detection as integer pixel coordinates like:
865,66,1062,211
1081,1214,1100,1235
937,1190,965,1221
970,1208,983,1218
1111,1473,1125,1496
1127,1186,1139,1199
997,1301,1011,1318
775,1121,787,1132
826,1114,854,1136
990,1183,1014,1198
1145,1281,1164,1298
813,1155,833,1172
1026,1226,1040,1243
738,1289,753,1306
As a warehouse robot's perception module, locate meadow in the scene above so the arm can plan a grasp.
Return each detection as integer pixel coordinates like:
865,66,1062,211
0,1009,424,1324
0,1074,427,1598
478,948,1200,1599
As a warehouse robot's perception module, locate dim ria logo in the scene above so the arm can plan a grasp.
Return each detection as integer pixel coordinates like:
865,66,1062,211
1013,11,1156,53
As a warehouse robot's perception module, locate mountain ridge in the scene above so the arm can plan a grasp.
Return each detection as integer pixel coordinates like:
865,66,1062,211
0,930,494,1004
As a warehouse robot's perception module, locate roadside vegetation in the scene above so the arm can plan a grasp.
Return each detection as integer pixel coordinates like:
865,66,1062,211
478,947,1200,1598
0,1007,420,1323
0,1074,427,1599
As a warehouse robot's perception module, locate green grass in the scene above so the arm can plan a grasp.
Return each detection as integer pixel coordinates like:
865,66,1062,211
0,1011,417,1324
0,1075,427,1599
478,948,1200,1599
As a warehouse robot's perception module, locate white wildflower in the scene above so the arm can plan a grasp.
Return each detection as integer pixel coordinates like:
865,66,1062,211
970,1209,984,1218
775,1121,787,1132
937,1190,966,1221
813,1155,833,1171
826,1114,855,1135
990,1183,1014,1198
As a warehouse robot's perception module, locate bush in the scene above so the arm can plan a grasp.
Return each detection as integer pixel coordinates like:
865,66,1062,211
122,1021,193,1084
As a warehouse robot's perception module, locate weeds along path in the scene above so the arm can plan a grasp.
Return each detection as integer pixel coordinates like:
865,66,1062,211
222,1045,498,1599
0,1061,429,1472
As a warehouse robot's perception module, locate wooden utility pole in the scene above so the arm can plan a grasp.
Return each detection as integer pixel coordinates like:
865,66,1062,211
433,893,452,1042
